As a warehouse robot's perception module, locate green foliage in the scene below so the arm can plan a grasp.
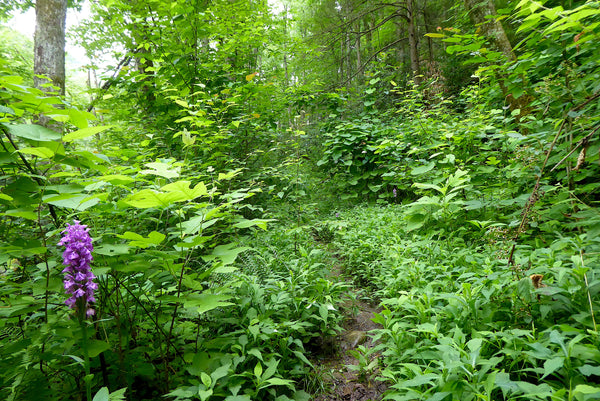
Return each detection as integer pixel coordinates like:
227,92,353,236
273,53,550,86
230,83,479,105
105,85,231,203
333,205,600,400
3,0,600,400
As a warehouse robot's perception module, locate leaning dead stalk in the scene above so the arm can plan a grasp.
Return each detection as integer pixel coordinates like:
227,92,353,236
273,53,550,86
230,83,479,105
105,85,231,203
579,250,597,332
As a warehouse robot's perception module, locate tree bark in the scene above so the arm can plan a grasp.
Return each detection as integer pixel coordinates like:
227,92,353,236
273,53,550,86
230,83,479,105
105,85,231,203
406,0,421,83
34,0,67,96
464,0,514,60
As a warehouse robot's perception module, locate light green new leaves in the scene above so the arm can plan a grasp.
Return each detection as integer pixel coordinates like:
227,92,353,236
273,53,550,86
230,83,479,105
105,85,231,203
161,181,207,200
18,146,55,159
124,180,208,208
202,243,250,266
116,231,166,248
62,125,112,142
140,161,181,178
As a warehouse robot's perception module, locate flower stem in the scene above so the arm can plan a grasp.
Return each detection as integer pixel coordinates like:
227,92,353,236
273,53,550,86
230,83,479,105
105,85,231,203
80,307,92,401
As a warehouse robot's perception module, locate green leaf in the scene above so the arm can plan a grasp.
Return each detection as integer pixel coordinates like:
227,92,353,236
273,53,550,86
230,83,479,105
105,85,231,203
0,193,14,201
3,209,38,220
63,125,112,142
94,244,131,256
183,293,234,315
200,372,212,388
0,105,15,115
224,396,251,401
218,169,243,180
108,388,127,401
254,362,263,378
411,162,435,175
232,218,274,230
578,365,600,377
202,243,251,265
18,146,55,158
160,180,208,201
573,384,600,400
2,123,61,141
261,377,294,388
87,340,111,358
99,175,135,185
141,161,181,178
198,389,213,401
92,387,109,401
542,356,564,379
116,231,165,248
43,194,100,211
124,189,184,208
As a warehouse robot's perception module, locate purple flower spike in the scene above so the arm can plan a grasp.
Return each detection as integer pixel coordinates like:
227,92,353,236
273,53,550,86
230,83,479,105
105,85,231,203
58,220,96,317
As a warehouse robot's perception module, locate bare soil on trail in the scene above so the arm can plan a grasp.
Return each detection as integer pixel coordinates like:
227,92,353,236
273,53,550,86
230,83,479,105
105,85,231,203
310,264,388,401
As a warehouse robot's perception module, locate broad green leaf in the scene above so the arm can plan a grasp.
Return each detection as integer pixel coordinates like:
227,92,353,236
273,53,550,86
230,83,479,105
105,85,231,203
94,244,130,256
108,388,127,401
224,396,251,401
43,194,100,211
0,105,15,115
411,162,435,175
18,146,55,158
198,389,212,401
160,180,208,201
218,169,243,180
399,374,437,388
183,293,234,315
92,387,109,401
573,384,600,399
67,108,93,128
261,377,294,388
124,189,184,208
254,362,262,378
248,348,264,362
87,340,111,358
202,243,251,265
3,209,38,220
542,356,564,379
578,365,600,377
0,193,13,201
175,99,189,108
232,218,273,230
141,161,181,178
117,231,165,248
63,125,112,142
100,175,135,185
2,123,61,141
200,372,211,388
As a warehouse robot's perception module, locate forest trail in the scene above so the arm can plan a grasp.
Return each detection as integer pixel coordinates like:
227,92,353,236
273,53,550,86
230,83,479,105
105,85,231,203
311,262,387,401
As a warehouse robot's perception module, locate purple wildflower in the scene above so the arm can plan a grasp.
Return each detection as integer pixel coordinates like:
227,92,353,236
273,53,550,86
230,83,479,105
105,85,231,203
58,220,97,317
393,188,397,198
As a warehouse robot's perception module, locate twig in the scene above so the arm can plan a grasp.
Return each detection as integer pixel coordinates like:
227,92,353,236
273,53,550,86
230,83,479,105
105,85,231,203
550,124,600,172
86,54,133,112
507,89,600,268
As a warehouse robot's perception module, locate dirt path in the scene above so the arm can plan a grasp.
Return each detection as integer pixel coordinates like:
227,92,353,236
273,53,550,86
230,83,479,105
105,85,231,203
311,264,387,401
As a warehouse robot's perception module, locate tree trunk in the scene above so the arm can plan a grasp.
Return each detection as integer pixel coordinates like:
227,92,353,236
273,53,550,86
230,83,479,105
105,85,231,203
34,0,67,96
406,0,421,84
356,20,361,74
464,0,514,60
